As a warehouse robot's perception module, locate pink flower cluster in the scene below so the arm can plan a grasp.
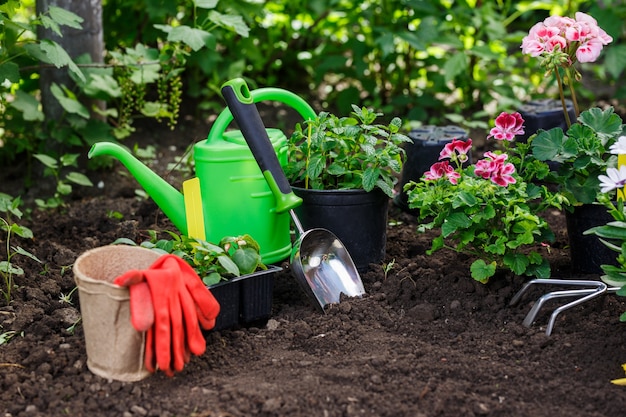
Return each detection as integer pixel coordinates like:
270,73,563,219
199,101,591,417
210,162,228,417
487,112,524,141
424,111,525,187
521,12,613,63
424,161,461,184
474,152,517,187
424,138,473,184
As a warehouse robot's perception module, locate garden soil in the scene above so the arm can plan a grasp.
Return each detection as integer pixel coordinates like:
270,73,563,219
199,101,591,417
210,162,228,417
2,111,626,417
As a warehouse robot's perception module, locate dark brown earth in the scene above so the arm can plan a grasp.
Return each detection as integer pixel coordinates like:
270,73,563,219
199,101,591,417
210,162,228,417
2,113,626,417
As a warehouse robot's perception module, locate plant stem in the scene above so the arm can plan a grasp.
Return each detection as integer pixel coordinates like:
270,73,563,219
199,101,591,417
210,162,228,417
565,67,580,119
1,218,12,305
554,69,572,128
305,122,312,189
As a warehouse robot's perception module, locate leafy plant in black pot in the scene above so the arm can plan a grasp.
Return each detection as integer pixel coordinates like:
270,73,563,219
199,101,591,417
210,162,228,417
284,105,412,271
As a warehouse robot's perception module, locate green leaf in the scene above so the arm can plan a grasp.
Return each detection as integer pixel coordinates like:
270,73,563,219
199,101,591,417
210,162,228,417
217,254,240,276
585,221,626,240
442,212,471,237
10,224,33,239
443,52,468,84
503,253,530,275
10,90,44,122
167,25,216,52
0,261,23,275
470,259,496,283
13,246,42,263
231,247,261,275
362,167,379,192
83,73,121,99
33,154,58,169
66,172,93,187
36,40,85,83
208,11,250,38
48,6,83,30
56,182,72,195
40,15,61,37
453,191,478,208
429,235,444,252
194,0,218,8
203,272,222,286
130,64,161,84
524,258,551,278
579,107,623,144
531,128,567,161
112,238,138,246
0,62,20,83
50,83,90,118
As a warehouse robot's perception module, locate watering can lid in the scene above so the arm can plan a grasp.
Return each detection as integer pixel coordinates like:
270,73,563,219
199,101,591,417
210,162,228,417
221,128,285,146
194,128,287,160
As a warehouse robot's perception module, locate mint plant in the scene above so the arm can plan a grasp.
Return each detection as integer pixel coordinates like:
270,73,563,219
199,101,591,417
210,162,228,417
285,105,412,197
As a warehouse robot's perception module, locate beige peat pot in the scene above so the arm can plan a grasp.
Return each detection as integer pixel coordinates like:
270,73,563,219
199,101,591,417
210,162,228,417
73,245,160,382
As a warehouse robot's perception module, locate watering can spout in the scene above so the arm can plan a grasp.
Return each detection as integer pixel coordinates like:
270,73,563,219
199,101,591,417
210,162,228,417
88,142,188,235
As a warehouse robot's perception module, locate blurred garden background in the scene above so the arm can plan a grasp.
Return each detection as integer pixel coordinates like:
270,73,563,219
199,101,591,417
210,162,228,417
1,0,625,198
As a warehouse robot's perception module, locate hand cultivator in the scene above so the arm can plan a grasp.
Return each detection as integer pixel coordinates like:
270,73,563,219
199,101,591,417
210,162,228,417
510,278,619,336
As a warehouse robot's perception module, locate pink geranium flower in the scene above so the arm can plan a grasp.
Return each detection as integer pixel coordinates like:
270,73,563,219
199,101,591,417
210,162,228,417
474,152,516,187
424,161,461,185
521,12,612,63
487,112,525,141
439,138,473,162
521,12,613,124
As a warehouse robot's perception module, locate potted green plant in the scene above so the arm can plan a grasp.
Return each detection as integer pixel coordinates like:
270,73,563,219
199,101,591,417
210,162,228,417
284,105,412,271
115,232,280,330
520,12,624,273
404,112,565,283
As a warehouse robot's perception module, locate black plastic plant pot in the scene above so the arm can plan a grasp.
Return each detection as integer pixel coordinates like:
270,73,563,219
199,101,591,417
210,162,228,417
292,187,388,272
208,265,281,331
239,266,277,324
394,125,470,214
565,204,617,275
517,98,576,143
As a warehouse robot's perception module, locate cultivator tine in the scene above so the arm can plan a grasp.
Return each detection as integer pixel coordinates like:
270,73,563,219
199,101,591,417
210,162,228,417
510,279,617,336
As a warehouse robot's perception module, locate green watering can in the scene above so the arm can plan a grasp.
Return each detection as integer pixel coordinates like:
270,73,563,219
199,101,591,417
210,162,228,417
88,85,316,264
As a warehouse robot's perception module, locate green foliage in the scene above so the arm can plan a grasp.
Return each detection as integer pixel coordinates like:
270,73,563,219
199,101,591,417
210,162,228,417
405,137,564,283
531,107,626,206
585,196,626,321
285,105,412,197
0,0,247,180
101,0,257,112
114,231,266,286
33,153,93,209
0,193,42,304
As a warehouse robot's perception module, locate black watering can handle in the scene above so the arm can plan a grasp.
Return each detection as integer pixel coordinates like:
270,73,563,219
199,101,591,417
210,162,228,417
221,78,302,214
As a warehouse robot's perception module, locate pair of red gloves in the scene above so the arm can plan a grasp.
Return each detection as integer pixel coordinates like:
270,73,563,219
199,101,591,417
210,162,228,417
114,254,220,377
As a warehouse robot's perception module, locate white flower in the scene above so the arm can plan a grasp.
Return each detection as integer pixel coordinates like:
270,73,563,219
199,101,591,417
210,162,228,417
609,136,626,154
599,166,626,193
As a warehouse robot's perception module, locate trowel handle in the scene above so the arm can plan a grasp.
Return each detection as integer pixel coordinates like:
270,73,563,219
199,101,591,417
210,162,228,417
221,79,302,214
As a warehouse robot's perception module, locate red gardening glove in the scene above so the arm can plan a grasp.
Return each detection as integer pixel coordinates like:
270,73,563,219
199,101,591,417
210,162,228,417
114,254,220,376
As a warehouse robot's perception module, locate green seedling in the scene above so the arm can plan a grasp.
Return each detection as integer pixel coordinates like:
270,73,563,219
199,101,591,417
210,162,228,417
59,286,78,305
0,330,18,345
33,153,93,209
382,259,396,280
114,231,266,286
66,317,82,335
0,193,42,304
107,210,124,220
